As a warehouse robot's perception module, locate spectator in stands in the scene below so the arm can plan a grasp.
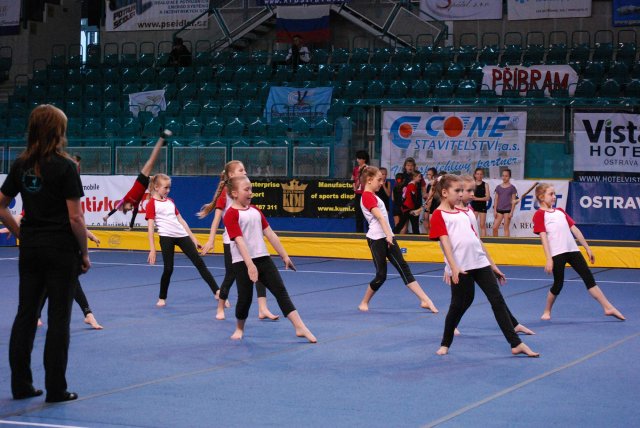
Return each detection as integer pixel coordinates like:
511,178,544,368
167,37,191,67
286,35,311,69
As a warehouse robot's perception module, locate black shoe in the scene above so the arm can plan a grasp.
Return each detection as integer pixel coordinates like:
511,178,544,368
13,388,43,400
45,392,78,403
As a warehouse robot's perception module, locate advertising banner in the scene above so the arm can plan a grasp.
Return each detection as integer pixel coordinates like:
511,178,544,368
573,113,640,182
507,0,591,20
129,90,166,117
569,182,640,226
613,0,640,26
265,86,333,122
382,111,527,180
0,0,20,36
482,65,578,95
105,0,209,32
419,0,502,20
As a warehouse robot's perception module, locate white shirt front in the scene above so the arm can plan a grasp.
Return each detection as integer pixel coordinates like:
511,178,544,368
533,208,579,257
361,190,392,240
145,198,187,238
224,205,270,263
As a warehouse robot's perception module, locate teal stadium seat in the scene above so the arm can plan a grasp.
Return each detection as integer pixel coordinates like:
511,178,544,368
370,47,391,65
330,48,350,64
391,47,413,65
411,79,431,99
350,48,370,64
223,117,245,136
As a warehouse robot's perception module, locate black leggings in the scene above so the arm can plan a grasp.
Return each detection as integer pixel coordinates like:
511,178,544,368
367,237,415,291
441,265,521,349
393,211,420,234
551,251,596,295
232,256,296,320
105,206,138,229
40,279,92,318
159,235,219,299
218,243,268,301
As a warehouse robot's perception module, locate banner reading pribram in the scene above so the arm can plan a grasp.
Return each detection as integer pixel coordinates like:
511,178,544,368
250,179,354,218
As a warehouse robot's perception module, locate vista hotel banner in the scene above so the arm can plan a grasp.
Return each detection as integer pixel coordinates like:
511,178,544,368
382,111,527,180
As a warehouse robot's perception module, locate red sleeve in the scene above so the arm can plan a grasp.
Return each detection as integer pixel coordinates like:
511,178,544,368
557,208,575,228
224,208,242,240
250,205,270,229
215,189,227,211
361,191,378,212
145,198,156,220
532,209,546,234
428,209,448,240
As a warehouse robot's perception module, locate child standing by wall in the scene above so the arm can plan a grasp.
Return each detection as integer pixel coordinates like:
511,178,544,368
492,169,517,237
146,174,219,307
223,176,316,342
430,174,538,357
391,173,405,230
393,171,421,234
358,166,438,313
532,183,625,321
198,161,278,321
470,168,490,237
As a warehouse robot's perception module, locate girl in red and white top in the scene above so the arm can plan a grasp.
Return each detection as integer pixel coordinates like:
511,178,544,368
146,174,219,308
358,166,438,313
198,161,277,321
532,183,625,321
223,176,316,342
429,174,538,357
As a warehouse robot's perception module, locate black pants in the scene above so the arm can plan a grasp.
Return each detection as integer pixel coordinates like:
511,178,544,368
367,237,415,291
40,278,92,318
354,194,367,233
219,243,268,300
440,265,521,349
393,210,420,234
551,251,596,295
159,235,219,299
232,256,296,320
10,246,79,397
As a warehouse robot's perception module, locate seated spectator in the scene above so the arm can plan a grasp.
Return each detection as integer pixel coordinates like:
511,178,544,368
168,37,192,67
286,35,311,69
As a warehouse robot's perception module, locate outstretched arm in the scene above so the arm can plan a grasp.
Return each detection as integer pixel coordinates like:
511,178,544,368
264,226,296,270
201,209,223,255
177,213,200,249
570,225,595,263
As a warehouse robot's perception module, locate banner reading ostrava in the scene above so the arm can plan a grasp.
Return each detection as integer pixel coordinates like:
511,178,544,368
570,182,640,226
613,0,640,26
573,113,640,182
507,0,591,20
265,86,332,123
382,111,527,180
482,64,578,96
105,0,209,32
419,0,502,20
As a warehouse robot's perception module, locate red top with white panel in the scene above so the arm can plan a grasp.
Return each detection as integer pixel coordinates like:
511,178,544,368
361,190,392,240
532,208,578,257
145,197,187,238
224,205,270,263
215,188,233,244
429,208,489,271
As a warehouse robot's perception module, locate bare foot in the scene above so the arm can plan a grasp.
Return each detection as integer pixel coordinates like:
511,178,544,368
421,300,439,313
216,309,225,320
230,329,243,340
258,310,280,321
541,311,551,320
436,346,449,355
295,328,317,343
358,302,369,312
156,299,166,307
514,324,535,335
454,328,461,336
511,343,540,357
37,319,43,327
84,313,103,330
605,307,625,321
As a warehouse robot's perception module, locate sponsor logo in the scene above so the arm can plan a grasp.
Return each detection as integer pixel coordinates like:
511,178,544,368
281,179,308,213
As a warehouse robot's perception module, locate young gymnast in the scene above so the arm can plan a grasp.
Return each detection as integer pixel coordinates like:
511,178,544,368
391,173,405,229
470,168,490,237
198,160,278,321
393,171,422,235
223,175,316,342
103,130,171,229
430,174,538,357
358,166,438,313
447,175,534,336
2,214,102,329
532,183,625,321
492,169,517,237
146,173,219,307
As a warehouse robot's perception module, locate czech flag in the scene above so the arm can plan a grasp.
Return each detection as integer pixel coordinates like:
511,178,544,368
276,5,331,43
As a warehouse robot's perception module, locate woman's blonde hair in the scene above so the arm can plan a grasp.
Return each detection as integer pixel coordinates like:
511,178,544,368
197,160,244,218
19,104,69,176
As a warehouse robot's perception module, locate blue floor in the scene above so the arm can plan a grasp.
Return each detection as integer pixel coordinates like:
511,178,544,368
0,247,638,427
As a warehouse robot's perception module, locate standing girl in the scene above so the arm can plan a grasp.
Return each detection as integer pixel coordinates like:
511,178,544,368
533,183,624,321
470,168,490,237
358,166,438,313
146,174,219,307
223,176,316,342
430,174,538,357
492,169,517,237
393,171,422,235
198,160,278,321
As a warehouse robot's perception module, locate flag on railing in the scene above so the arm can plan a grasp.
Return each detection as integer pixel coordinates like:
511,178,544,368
276,5,331,43
128,90,166,118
